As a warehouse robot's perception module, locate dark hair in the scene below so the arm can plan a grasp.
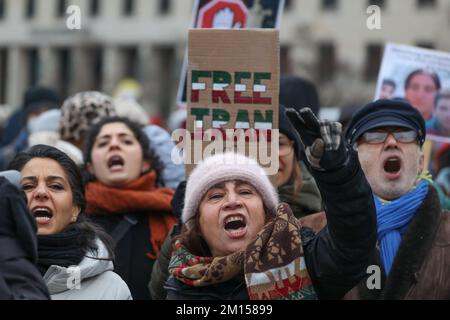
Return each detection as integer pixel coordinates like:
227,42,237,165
382,79,396,89
83,116,163,185
174,219,213,257
404,69,441,91
8,144,115,260
435,89,450,108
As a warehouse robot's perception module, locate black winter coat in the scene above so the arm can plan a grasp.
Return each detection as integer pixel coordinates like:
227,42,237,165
166,150,377,300
90,213,157,300
165,276,248,300
0,178,50,300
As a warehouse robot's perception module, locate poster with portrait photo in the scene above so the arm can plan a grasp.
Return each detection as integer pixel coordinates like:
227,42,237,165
375,43,450,175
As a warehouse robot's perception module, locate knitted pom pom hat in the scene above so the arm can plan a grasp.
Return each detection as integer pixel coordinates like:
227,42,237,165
182,152,279,230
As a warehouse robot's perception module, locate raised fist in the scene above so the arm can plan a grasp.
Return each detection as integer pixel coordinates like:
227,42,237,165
286,108,348,171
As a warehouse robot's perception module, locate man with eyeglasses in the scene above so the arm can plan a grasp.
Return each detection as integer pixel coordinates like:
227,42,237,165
343,99,450,299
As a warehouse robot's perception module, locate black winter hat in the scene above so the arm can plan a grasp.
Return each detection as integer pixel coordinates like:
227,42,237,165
279,104,303,158
345,99,426,147
23,87,62,119
280,75,321,116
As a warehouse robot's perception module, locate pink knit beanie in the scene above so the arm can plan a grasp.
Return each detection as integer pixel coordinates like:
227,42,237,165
182,152,279,229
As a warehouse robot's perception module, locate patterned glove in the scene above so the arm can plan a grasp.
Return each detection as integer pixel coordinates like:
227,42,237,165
286,108,348,171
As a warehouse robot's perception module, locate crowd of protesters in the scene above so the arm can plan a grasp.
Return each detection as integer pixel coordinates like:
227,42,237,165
1,72,450,300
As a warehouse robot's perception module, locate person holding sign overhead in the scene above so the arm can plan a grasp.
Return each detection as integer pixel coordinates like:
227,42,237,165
148,105,323,299
164,108,376,300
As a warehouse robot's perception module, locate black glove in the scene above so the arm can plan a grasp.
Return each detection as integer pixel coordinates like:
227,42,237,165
286,108,348,171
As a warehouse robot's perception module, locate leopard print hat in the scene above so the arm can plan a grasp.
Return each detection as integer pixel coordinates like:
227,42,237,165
60,91,117,144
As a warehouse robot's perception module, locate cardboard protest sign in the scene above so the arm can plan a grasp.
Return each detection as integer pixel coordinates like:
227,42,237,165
182,28,279,176
375,43,450,175
176,0,285,105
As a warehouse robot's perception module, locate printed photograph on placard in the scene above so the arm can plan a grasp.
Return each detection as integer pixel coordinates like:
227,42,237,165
375,43,450,176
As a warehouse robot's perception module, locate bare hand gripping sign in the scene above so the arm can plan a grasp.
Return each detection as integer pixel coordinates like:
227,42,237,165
174,29,280,176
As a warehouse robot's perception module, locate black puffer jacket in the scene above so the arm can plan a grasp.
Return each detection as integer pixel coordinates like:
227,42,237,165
165,150,377,300
0,177,50,300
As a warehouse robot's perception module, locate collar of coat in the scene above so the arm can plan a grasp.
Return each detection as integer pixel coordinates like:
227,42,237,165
357,185,448,300
350,187,450,300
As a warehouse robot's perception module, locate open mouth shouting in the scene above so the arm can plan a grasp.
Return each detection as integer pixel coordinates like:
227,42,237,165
383,156,402,180
107,155,125,172
223,214,248,239
32,206,53,226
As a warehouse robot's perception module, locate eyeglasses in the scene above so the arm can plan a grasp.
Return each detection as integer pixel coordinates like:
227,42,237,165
360,129,418,145
279,140,294,156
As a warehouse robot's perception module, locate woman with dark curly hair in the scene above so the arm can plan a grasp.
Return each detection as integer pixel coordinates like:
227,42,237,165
83,116,176,300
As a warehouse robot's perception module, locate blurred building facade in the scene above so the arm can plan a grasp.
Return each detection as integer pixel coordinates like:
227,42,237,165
0,0,449,115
